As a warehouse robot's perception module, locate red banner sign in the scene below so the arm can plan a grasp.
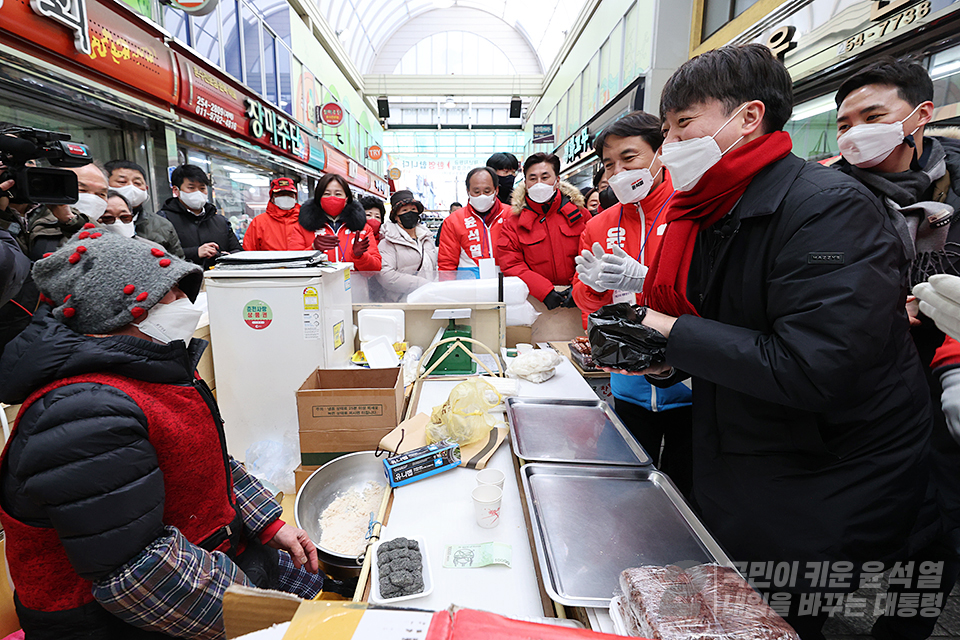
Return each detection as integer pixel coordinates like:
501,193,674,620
319,102,344,127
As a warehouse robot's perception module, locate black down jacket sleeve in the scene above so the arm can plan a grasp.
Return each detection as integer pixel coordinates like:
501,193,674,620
3,382,165,581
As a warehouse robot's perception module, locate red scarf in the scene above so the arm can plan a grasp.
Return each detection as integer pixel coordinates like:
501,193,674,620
642,131,793,317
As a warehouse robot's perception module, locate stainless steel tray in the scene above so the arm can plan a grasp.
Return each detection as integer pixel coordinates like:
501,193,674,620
520,463,732,608
506,398,651,466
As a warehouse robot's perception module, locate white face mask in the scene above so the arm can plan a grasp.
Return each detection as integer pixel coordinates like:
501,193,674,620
659,103,748,192
837,104,922,169
469,193,497,212
274,196,297,210
74,193,108,220
137,297,202,345
104,221,136,238
178,189,208,212
114,184,148,209
607,159,663,204
527,181,556,204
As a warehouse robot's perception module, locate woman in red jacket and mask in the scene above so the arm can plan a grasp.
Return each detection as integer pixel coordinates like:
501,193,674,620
294,174,382,271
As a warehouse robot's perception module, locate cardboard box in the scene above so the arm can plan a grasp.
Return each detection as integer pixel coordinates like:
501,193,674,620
294,464,320,491
297,368,404,462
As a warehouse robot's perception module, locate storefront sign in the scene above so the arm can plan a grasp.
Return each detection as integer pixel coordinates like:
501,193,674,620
0,0,178,104
367,145,383,161
368,175,389,197
347,159,360,178
563,127,593,166
842,0,930,52
244,97,309,162
389,167,401,180
167,0,217,15
533,124,555,145
766,26,797,61
319,102,344,127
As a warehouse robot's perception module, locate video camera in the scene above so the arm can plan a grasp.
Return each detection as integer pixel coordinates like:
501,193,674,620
0,126,93,205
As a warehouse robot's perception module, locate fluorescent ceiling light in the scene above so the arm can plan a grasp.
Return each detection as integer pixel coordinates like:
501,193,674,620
789,94,837,121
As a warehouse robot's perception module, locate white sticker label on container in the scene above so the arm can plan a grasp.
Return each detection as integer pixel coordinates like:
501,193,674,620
344,268,351,291
333,320,345,349
303,286,319,310
303,312,320,340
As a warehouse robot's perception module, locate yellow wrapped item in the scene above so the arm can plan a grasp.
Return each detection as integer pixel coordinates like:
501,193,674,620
427,378,502,447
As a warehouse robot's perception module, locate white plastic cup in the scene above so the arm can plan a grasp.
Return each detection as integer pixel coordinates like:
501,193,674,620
476,468,505,489
472,485,502,529
516,343,533,354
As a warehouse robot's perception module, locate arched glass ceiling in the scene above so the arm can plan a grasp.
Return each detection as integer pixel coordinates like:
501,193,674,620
316,0,587,75
394,31,517,75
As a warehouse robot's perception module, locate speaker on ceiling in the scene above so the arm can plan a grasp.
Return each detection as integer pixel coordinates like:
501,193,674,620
509,96,522,119
378,96,390,119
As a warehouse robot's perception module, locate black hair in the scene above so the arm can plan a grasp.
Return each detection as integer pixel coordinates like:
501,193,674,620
105,159,148,182
106,188,131,211
593,165,605,188
486,152,519,172
315,174,353,204
660,43,794,133
359,195,385,220
170,164,210,188
835,56,933,108
583,188,599,203
523,153,561,178
465,167,499,191
594,111,664,161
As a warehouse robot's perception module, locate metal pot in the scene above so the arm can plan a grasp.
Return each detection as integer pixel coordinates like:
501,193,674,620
294,451,387,579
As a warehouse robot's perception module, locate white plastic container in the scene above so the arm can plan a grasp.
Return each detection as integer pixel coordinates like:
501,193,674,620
370,536,433,604
358,308,405,343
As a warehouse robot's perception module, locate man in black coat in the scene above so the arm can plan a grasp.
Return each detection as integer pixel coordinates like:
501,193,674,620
159,164,241,269
834,57,960,640
633,44,935,639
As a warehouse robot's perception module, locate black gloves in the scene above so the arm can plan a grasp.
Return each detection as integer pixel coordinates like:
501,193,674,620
543,287,577,310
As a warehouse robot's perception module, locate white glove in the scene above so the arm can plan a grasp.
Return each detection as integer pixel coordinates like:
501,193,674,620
575,242,607,293
597,244,648,293
941,368,960,445
914,274,960,341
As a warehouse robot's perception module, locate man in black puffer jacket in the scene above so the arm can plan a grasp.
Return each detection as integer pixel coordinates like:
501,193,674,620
0,230,340,640
159,164,241,269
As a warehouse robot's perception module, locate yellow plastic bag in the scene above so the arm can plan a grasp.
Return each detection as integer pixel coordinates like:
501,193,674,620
427,379,502,447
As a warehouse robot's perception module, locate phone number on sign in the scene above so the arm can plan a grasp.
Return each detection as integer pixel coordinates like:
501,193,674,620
843,0,931,53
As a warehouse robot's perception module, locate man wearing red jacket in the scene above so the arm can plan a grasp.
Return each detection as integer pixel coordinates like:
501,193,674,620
497,153,590,309
438,167,510,273
243,177,304,251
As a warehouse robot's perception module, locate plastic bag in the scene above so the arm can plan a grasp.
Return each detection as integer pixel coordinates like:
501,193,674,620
506,349,564,383
506,301,541,326
244,431,300,495
587,303,667,372
427,378,502,446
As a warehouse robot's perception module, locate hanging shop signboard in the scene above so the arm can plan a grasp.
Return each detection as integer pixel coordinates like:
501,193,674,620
167,0,218,15
532,124,555,145
367,145,383,161
0,0,177,104
389,167,401,180
319,102,344,127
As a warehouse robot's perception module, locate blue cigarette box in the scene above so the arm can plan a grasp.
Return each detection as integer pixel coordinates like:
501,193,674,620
384,441,461,487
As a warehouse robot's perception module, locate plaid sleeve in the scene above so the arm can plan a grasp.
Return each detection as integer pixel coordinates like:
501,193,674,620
230,458,282,539
92,526,252,639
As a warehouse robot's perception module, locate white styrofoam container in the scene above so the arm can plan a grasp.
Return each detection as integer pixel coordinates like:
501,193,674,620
358,309,405,342
370,536,433,605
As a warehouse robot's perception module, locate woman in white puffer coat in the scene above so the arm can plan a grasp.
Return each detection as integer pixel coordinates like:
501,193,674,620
378,190,438,301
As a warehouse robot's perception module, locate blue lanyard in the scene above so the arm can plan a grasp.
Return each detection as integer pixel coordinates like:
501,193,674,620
615,189,677,262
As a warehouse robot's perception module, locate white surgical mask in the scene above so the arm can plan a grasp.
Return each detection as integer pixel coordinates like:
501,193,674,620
659,103,748,192
274,196,297,210
527,182,556,204
178,189,208,212
607,159,663,204
137,297,202,345
104,221,136,238
74,193,107,220
837,104,922,169
469,193,497,212
114,184,148,209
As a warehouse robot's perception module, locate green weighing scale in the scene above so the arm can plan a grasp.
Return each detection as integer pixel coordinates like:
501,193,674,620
424,309,476,375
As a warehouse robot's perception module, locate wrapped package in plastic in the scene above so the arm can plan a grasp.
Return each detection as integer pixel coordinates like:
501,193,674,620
427,378,502,446
587,304,667,372
616,564,800,640
506,349,564,383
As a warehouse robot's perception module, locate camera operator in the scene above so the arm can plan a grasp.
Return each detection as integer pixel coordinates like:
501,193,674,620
27,162,106,260
0,174,29,309
0,166,39,356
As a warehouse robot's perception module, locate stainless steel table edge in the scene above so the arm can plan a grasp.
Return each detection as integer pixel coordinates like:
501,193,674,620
505,397,652,466
519,462,736,609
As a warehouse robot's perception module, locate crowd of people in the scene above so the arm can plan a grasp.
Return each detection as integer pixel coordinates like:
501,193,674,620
3,43,960,639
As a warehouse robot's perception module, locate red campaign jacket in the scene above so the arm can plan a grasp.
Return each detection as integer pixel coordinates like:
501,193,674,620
932,335,960,373
0,372,238,613
572,175,675,328
243,201,304,251
292,221,382,271
496,181,590,301
437,200,510,270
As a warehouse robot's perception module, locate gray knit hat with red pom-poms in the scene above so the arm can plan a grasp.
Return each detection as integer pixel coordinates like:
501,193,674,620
32,223,203,334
